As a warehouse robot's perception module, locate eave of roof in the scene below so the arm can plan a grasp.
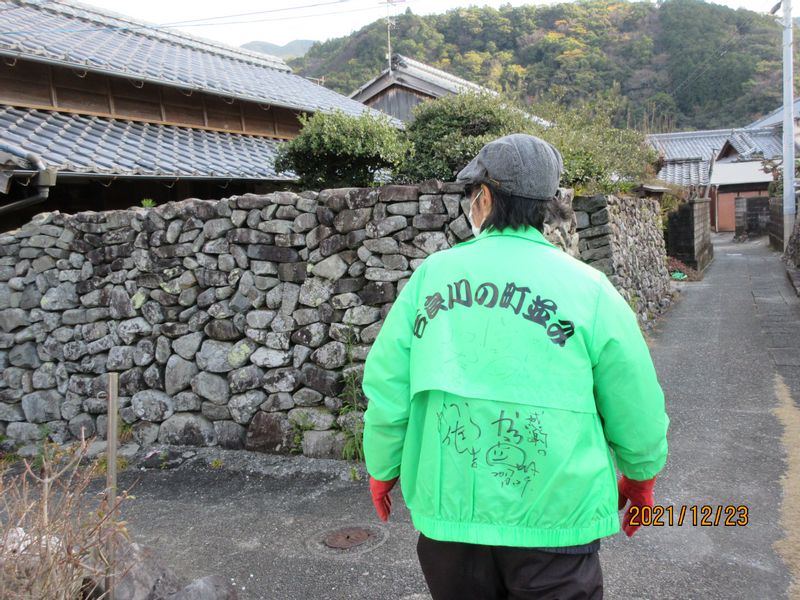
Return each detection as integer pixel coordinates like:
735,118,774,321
1,106,294,181
350,53,493,99
0,0,378,119
655,158,710,186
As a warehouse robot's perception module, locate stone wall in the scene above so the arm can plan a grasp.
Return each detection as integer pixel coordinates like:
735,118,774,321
574,195,672,325
0,185,669,457
666,198,713,272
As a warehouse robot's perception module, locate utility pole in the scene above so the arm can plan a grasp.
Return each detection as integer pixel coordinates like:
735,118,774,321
383,0,406,74
782,0,796,249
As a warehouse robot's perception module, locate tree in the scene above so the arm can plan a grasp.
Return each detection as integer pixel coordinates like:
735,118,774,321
290,0,783,131
274,111,408,189
397,93,534,182
397,90,657,193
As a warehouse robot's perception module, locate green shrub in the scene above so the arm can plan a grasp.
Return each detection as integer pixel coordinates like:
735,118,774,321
275,110,408,189
398,92,533,182
397,90,657,194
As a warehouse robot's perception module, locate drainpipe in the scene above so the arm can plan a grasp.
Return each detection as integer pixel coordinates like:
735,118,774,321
0,142,57,216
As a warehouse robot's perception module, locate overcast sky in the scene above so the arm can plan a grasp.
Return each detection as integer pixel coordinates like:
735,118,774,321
82,0,783,47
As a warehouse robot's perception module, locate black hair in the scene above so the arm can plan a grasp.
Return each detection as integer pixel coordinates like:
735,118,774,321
465,182,561,234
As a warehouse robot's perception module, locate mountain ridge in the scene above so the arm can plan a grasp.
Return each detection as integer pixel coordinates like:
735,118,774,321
242,40,315,59
287,0,784,131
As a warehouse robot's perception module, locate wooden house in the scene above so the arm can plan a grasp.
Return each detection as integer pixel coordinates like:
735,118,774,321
350,54,495,123
647,126,784,232
0,0,376,227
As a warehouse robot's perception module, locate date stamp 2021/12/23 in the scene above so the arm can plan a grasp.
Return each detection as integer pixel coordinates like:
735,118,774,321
627,505,749,527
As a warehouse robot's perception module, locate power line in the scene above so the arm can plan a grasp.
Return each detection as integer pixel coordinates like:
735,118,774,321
0,0,379,36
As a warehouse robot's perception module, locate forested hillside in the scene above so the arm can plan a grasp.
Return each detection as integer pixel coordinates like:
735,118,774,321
289,0,783,131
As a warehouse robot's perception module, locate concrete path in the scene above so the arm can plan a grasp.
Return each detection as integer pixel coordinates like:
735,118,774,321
118,233,799,600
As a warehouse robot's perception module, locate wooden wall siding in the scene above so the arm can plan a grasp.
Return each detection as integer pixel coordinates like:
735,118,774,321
0,58,302,139
365,85,433,123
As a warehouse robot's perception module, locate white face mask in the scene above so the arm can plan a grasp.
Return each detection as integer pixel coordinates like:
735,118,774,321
467,188,483,238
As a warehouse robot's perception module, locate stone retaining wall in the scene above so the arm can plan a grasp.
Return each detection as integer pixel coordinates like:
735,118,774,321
0,185,669,458
574,195,671,324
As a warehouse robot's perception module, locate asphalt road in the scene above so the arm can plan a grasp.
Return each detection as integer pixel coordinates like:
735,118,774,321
118,234,799,600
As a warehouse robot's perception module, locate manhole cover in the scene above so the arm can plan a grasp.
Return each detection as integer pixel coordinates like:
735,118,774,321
323,527,372,549
307,524,387,558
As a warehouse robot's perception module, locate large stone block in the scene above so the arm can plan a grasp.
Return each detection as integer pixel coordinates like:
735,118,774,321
302,430,346,459
333,208,372,234
214,421,246,450
159,413,217,446
262,367,300,393
0,308,29,333
172,332,204,361
196,340,236,373
164,355,199,395
246,411,291,453
6,422,45,443
40,282,79,310
228,390,266,425
311,254,348,281
21,390,61,423
227,338,257,369
107,346,135,371
228,365,264,394
131,390,174,422
191,372,230,404
9,341,41,368
250,347,292,368
366,216,407,238
246,245,300,263
572,195,608,213
310,341,347,369
0,402,25,421
289,406,335,431
300,364,342,396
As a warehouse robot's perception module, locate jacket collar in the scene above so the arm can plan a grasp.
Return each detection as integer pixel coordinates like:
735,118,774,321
477,225,556,249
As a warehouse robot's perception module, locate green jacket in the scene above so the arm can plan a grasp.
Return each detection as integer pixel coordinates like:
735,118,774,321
362,225,669,547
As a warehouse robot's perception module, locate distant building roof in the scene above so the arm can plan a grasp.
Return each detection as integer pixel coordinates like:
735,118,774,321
656,159,710,186
1,106,290,180
718,127,783,161
647,129,732,162
0,0,373,117
746,99,800,129
350,53,547,126
647,126,787,187
350,54,494,102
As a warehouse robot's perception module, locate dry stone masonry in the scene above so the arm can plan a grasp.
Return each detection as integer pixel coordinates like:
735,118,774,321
573,194,671,324
0,184,670,457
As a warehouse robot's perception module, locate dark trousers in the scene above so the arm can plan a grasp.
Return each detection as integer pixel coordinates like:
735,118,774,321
416,533,603,600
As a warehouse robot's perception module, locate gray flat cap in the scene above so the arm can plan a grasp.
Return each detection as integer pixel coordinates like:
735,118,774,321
456,134,563,200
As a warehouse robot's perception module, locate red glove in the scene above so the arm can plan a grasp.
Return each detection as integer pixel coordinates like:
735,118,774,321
617,475,656,538
369,476,398,522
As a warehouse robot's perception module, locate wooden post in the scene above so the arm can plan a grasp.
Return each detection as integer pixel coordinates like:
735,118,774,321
105,372,119,600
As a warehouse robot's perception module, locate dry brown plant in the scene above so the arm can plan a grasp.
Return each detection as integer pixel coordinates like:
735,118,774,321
0,436,133,600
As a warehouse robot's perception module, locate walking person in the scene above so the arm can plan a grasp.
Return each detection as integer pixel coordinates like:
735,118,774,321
362,134,669,600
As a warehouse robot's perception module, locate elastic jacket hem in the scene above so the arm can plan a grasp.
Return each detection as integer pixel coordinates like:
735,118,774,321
411,513,620,548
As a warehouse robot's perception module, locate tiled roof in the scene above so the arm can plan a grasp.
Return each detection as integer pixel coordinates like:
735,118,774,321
656,159,710,186
0,0,374,117
0,106,291,180
350,53,495,101
393,54,494,96
723,127,783,160
646,129,732,162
